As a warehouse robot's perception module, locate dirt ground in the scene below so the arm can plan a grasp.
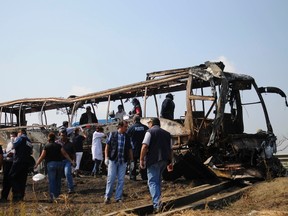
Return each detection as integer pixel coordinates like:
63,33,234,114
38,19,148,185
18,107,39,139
0,173,287,216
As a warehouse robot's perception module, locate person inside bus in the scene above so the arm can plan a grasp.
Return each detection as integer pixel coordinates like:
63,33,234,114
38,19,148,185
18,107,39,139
129,98,142,118
59,121,74,136
160,93,175,120
115,105,127,121
79,106,98,125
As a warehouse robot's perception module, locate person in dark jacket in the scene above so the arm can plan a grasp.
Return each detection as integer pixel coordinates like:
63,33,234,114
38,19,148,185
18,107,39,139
129,98,142,118
9,129,33,201
71,127,86,177
160,93,175,120
0,145,3,179
127,115,148,180
140,118,173,213
0,131,17,202
104,120,134,204
79,106,98,125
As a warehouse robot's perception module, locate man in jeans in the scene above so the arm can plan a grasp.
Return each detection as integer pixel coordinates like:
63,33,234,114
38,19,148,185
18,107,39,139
127,115,148,180
104,120,134,203
140,118,173,213
56,129,76,194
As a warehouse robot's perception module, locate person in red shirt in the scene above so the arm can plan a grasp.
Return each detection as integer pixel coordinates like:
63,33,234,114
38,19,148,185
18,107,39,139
129,98,142,117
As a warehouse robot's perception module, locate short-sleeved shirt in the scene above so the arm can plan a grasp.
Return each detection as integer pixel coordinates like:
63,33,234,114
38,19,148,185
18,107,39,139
56,139,75,159
142,125,172,167
44,142,63,163
127,122,148,157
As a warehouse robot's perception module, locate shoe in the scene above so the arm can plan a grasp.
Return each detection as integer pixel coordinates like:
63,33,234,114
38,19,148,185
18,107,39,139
73,172,81,177
116,199,122,203
68,189,75,194
104,198,111,204
130,176,136,181
0,198,8,203
95,174,102,178
49,198,56,203
153,207,160,214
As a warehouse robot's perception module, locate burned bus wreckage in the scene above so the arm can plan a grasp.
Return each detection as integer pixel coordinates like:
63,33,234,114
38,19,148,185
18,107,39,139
0,61,286,181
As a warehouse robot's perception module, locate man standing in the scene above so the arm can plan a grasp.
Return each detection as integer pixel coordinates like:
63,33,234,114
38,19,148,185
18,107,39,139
140,118,173,213
160,93,175,120
0,144,3,200
0,145,3,171
9,129,33,201
57,129,76,194
0,144,3,179
1,132,17,201
104,120,134,203
80,106,98,125
127,115,148,180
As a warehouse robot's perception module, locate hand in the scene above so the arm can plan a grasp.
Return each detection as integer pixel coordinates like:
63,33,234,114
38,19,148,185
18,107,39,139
167,163,173,172
130,161,135,171
140,160,146,169
105,158,109,166
72,161,77,168
7,152,13,157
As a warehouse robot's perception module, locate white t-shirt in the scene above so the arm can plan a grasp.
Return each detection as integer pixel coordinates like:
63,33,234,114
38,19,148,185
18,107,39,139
115,111,127,121
91,131,105,160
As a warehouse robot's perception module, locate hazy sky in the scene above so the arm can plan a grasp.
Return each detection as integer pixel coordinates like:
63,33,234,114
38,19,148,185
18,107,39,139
0,1,287,151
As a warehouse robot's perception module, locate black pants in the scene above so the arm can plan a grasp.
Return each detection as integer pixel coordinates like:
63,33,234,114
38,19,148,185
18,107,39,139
130,157,147,180
1,160,13,200
92,159,102,175
9,161,29,201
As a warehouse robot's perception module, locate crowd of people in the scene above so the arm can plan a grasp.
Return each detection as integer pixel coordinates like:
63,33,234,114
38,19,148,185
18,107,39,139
0,96,175,212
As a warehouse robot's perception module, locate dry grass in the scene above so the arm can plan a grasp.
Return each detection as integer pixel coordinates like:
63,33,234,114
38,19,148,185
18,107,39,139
179,177,288,216
0,176,287,215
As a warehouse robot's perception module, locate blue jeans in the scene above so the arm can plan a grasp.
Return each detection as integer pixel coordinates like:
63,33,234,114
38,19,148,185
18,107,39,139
105,160,127,200
47,161,64,199
147,160,167,209
63,159,74,191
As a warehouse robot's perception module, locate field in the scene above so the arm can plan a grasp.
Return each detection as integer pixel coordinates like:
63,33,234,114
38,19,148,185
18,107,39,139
0,174,287,216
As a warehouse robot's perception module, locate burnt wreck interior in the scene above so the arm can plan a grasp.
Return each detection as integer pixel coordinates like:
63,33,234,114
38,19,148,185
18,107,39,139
0,61,287,181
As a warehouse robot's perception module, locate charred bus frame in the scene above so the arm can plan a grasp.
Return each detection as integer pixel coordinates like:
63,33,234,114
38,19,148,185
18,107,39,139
0,61,286,180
